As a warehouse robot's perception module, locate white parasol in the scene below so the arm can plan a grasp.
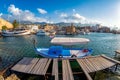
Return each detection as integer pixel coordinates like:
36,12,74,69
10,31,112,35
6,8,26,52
51,37,90,45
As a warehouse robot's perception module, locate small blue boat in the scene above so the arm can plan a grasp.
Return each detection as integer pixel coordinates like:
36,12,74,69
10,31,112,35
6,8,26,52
35,46,92,58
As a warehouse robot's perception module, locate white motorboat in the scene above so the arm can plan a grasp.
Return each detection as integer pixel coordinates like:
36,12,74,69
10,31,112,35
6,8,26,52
2,29,31,37
36,29,49,36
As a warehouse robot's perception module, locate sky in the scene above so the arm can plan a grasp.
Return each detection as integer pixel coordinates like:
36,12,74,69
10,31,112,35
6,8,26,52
0,0,120,27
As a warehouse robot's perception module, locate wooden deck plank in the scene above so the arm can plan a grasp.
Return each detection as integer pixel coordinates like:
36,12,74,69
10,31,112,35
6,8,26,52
42,59,52,75
30,58,51,75
37,58,48,74
79,59,91,72
99,57,115,67
115,50,120,57
36,58,48,75
93,57,108,70
11,57,27,71
31,58,45,74
20,58,32,72
76,59,93,80
52,59,58,80
24,58,39,73
115,50,120,54
11,57,26,71
101,54,120,64
87,58,101,72
62,59,74,80
97,57,113,68
11,58,33,73
94,57,106,69
90,58,103,71
62,60,68,80
84,58,96,72
94,57,109,70
66,60,74,80
77,59,89,72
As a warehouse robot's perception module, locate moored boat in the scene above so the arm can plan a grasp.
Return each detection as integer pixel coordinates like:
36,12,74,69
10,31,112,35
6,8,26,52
36,29,49,36
2,29,31,37
35,46,92,58
34,37,93,58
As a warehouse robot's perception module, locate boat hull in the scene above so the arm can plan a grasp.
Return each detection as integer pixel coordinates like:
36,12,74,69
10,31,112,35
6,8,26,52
35,48,92,58
2,30,31,37
36,32,49,36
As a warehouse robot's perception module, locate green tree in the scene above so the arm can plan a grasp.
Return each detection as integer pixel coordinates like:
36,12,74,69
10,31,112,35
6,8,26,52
2,25,7,31
12,20,19,29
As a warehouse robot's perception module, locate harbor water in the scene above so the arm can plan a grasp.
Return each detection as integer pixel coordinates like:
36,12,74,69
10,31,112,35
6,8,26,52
0,32,120,70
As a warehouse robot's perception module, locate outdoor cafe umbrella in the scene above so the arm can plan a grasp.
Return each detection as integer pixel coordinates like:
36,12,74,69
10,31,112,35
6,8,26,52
51,37,90,46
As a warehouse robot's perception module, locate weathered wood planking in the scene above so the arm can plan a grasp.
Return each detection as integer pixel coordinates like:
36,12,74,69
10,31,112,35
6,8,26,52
77,56,116,73
11,57,37,73
24,58,39,73
77,59,93,80
11,55,120,80
42,58,52,75
115,50,120,54
115,50,120,57
12,58,51,75
62,59,74,80
52,59,58,80
31,58,51,75
101,54,120,64
30,58,45,74
66,60,74,80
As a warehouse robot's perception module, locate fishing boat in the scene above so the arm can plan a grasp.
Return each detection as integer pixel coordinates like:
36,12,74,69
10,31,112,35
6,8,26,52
35,46,92,58
2,29,31,37
34,37,92,58
36,29,49,36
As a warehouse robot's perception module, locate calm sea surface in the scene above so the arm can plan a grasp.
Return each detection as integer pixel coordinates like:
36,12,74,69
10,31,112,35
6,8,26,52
0,32,120,70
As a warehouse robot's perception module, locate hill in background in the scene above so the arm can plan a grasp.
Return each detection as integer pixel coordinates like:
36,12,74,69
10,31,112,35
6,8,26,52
0,18,13,30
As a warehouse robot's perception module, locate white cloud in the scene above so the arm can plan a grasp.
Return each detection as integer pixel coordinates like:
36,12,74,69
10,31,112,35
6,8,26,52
60,13,86,23
60,13,68,17
37,8,47,14
73,13,86,20
60,12,102,24
1,4,103,25
8,4,21,15
7,4,49,22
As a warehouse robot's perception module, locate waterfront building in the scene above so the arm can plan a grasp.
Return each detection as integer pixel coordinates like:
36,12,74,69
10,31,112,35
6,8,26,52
98,26,110,33
44,24,55,32
91,24,102,32
65,23,76,35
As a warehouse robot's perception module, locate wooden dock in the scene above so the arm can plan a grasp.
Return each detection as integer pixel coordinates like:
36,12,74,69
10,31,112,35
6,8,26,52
11,55,120,80
115,50,120,57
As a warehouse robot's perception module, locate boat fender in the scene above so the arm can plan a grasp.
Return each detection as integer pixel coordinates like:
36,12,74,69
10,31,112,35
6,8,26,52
71,54,77,58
